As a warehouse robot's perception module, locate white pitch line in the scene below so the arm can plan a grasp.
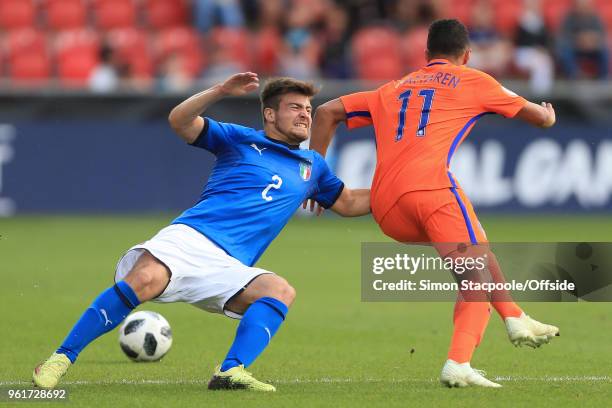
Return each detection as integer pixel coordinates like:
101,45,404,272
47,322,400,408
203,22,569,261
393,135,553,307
1,376,610,386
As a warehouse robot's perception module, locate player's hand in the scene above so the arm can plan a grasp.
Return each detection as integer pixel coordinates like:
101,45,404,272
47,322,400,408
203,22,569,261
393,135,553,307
540,102,556,128
302,199,325,216
219,72,260,96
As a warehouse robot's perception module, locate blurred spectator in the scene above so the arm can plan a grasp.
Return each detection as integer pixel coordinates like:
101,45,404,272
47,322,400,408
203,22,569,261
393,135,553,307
89,44,128,93
558,0,609,79
514,0,554,94
193,0,245,33
157,53,193,91
467,0,512,76
204,47,246,83
277,1,321,79
319,3,351,79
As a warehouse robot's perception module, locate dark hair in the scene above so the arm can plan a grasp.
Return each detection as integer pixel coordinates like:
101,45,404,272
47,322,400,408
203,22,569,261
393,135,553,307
260,77,318,119
426,19,470,58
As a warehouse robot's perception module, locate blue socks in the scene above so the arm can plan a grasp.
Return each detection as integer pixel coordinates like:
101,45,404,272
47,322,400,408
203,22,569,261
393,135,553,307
220,297,288,372
57,281,140,363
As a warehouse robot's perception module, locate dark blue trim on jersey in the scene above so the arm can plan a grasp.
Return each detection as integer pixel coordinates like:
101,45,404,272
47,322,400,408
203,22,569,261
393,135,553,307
189,117,210,146
346,111,372,119
264,135,300,150
446,112,492,165
426,61,447,66
447,173,478,245
320,182,345,209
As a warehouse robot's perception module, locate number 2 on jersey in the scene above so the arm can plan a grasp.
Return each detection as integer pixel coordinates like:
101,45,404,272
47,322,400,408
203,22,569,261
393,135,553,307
395,88,435,141
262,175,282,201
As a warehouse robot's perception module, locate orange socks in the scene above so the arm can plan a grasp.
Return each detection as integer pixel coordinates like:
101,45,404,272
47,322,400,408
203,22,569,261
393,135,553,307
447,300,491,363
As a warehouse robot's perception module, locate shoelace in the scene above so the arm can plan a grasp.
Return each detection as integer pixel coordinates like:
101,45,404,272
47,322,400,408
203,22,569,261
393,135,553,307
43,360,67,377
472,368,487,377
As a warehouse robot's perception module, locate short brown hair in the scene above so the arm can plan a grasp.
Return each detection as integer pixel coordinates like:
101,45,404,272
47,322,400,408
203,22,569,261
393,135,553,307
260,77,318,118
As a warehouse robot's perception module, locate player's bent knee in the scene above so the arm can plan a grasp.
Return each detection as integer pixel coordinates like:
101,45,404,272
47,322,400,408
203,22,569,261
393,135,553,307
123,252,170,302
269,278,296,307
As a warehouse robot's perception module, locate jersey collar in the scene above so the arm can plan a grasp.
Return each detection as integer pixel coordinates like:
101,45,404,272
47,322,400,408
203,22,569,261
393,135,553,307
426,59,450,67
264,134,301,150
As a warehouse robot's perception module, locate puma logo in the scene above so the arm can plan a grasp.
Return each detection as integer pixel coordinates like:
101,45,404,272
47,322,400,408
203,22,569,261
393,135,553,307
100,309,112,326
250,143,267,156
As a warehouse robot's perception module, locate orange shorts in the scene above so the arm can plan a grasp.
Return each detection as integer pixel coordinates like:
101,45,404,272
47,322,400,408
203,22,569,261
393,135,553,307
378,188,487,246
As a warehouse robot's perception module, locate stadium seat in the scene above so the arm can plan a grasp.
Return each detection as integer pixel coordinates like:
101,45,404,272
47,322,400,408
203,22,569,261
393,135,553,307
54,29,101,86
106,28,153,78
401,26,428,72
491,0,523,35
446,0,477,26
45,0,88,30
5,28,46,60
595,0,612,30
253,27,281,75
209,28,252,69
542,0,571,31
93,0,138,31
4,28,51,82
155,27,205,77
0,0,36,30
145,0,188,29
351,27,403,80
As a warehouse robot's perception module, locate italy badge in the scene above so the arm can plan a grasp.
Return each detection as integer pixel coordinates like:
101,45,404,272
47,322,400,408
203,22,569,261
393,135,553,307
299,161,312,181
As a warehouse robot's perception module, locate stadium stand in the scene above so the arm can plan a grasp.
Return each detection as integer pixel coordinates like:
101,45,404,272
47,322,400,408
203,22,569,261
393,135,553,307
0,0,608,88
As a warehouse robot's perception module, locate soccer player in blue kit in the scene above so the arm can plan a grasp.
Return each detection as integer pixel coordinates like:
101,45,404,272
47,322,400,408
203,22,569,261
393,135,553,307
33,72,370,392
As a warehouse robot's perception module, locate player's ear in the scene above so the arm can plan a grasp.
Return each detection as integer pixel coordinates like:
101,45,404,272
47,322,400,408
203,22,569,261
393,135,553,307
462,48,471,65
264,107,275,123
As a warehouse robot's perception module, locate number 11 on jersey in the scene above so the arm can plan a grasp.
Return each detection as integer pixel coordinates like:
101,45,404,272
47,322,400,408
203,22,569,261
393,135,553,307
395,88,435,141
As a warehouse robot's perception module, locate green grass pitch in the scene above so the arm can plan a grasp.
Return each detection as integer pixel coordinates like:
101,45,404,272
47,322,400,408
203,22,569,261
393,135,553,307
1,215,611,407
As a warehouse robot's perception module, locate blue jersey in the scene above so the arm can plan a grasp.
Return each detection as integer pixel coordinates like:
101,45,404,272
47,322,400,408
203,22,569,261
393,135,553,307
172,118,344,266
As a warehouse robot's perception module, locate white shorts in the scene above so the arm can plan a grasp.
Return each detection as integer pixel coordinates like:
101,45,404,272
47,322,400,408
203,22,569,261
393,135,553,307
114,224,273,319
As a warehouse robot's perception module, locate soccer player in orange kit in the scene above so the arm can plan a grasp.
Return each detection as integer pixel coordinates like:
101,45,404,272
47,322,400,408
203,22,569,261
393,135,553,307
310,19,560,388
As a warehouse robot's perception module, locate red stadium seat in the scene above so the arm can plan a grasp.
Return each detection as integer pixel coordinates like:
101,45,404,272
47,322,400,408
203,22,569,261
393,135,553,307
446,0,478,26
94,0,138,30
145,0,188,29
10,52,52,81
253,27,281,75
54,29,101,86
210,28,252,68
401,26,428,72
542,0,572,31
106,28,153,78
4,29,51,82
0,0,36,30
5,28,46,60
351,27,403,80
491,0,523,35
45,0,87,30
595,0,612,30
155,27,205,77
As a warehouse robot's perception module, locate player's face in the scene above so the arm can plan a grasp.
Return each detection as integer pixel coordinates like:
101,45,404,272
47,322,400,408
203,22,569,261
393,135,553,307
270,93,312,144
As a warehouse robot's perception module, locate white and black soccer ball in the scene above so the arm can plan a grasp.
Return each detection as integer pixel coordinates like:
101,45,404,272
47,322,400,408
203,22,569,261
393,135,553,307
118,311,172,362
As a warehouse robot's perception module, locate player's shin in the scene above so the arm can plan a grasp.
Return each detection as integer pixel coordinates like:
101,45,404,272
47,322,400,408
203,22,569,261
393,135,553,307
487,253,523,319
56,280,141,362
220,297,288,372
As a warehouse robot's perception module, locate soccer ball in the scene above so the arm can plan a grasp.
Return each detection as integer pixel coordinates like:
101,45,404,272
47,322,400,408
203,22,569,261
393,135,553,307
118,311,173,362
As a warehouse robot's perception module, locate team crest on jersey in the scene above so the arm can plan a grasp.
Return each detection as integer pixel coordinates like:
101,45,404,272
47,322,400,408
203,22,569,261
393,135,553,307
299,161,312,181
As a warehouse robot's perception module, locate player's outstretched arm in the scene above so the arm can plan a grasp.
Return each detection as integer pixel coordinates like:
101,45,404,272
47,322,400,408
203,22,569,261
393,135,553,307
311,98,347,156
168,72,260,143
515,101,556,129
330,188,370,217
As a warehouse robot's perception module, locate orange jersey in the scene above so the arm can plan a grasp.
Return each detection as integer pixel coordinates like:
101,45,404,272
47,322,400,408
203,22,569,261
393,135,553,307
340,59,527,222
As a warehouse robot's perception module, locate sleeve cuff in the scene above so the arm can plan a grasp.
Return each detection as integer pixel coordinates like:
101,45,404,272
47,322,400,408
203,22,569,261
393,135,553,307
320,182,345,209
189,117,210,147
